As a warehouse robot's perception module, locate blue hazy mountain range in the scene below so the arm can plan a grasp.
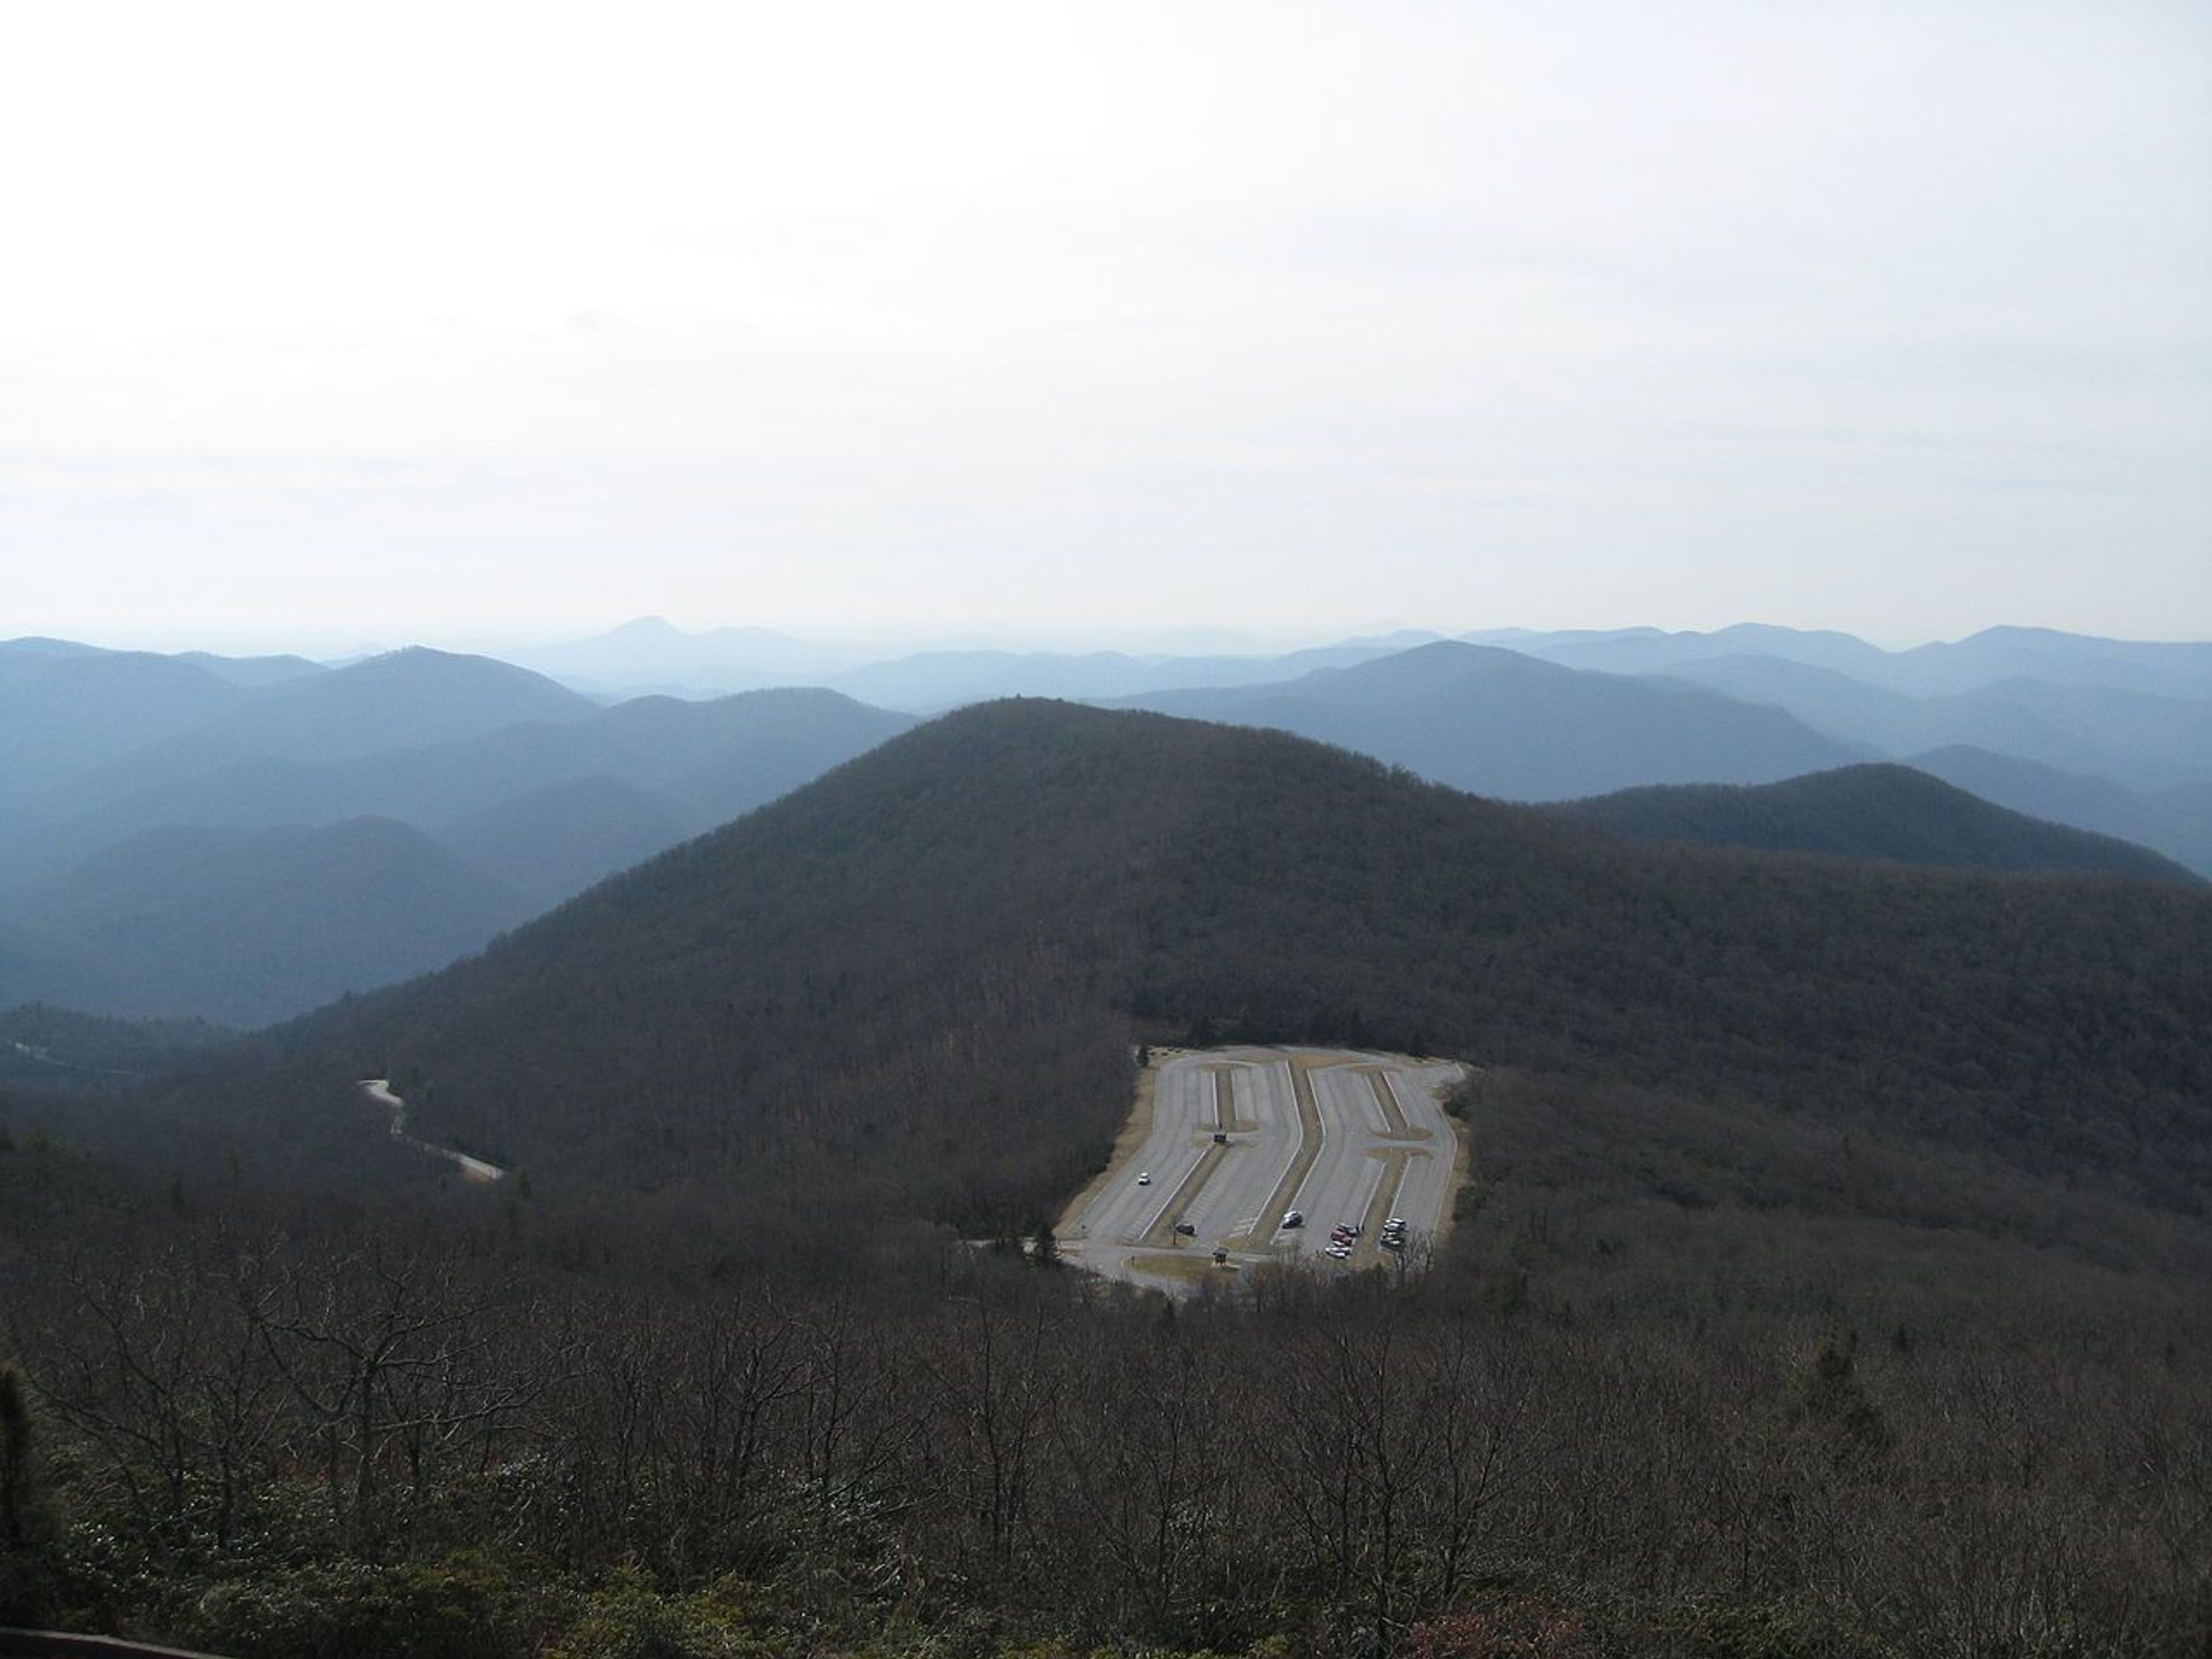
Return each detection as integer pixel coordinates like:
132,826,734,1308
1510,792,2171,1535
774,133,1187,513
1,620,2203,1024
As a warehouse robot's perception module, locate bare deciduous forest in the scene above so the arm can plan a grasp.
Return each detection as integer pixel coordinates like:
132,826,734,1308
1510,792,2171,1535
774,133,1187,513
3,703,2208,1656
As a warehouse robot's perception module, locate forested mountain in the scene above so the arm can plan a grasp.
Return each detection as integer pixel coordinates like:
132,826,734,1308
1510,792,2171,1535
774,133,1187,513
12,698,2211,1657
105,646,596,772
153,699,2211,1249
1551,763,2201,882
0,679,916,1019
0,1003,237,1090
0,818,529,1025
1652,653,2211,792
1112,641,1865,797
433,775,692,912
0,647,593,869
0,641,252,808
16,686,912,870
1896,624,2212,698
1906,745,2212,877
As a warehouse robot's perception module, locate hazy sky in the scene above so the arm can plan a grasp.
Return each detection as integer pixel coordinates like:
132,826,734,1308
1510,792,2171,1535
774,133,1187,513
4,1,2207,655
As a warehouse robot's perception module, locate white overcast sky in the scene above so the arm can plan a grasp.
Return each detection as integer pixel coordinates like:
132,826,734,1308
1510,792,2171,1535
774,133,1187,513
2,0,2207,654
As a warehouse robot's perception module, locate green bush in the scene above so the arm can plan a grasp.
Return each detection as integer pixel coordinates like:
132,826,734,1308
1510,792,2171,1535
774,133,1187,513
187,1554,543,1659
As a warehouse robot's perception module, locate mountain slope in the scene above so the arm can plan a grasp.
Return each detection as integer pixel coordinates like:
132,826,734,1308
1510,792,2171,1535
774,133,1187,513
3,818,528,1025
6,687,914,889
165,646,595,764
1551,764,2200,882
1895,625,2212,699
8,649,599,855
1907,746,2212,877
0,1003,238,1090
1659,654,2212,791
194,700,2212,1237
434,775,692,912
1113,640,1864,798
173,650,329,688
0,644,251,806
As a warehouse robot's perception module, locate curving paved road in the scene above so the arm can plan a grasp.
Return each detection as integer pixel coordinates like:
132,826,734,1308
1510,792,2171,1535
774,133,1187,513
358,1078,506,1183
1061,1046,1464,1294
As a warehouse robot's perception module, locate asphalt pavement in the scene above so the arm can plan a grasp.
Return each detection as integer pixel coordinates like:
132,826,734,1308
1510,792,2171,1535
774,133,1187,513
1062,1046,1465,1294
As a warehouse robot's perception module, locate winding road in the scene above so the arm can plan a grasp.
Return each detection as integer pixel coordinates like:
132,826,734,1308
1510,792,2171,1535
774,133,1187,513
358,1078,506,1183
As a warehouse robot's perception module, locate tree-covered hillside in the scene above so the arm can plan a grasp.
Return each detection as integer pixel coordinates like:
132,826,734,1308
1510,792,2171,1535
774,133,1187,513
151,700,2212,1248
2,818,529,1027
10,699,2212,1658
1549,762,2200,882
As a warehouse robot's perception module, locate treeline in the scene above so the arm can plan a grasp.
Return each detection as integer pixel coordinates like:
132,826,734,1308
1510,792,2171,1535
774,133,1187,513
3,1150,2206,1658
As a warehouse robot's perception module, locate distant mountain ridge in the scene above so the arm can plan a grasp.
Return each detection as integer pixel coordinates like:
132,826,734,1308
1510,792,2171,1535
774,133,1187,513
512,615,1448,706
1552,764,2200,884
821,633,1442,711
1453,626,2211,870
1484,622,2212,699
0,816,528,1026
1111,640,1868,798
508,615,863,694
0,645,916,1024
6,622,2207,1027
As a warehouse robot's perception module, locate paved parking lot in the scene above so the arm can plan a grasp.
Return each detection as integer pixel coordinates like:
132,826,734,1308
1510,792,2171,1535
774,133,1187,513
1060,1046,1465,1294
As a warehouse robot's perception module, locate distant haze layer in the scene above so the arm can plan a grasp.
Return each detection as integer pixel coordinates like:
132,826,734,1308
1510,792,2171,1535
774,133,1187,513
5,5,2207,647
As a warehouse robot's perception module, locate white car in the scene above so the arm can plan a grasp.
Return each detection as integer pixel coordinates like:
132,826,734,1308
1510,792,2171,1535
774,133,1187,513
1137,1172,1152,1185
